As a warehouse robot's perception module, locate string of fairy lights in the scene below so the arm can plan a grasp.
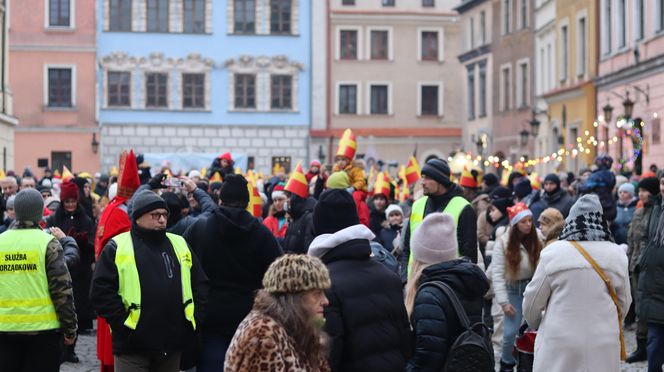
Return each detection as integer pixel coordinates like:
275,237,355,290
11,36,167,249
449,117,646,172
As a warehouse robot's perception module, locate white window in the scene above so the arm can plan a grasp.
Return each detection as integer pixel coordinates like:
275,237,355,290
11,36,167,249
657,0,664,32
516,59,529,108
44,64,76,108
560,23,569,83
367,82,392,115
417,27,444,62
336,81,361,115
602,0,612,55
517,0,527,29
500,64,512,111
469,17,475,50
635,0,644,41
577,14,587,77
417,82,444,117
617,0,627,49
502,0,512,35
45,0,75,29
366,27,393,61
480,10,486,45
336,26,362,60
467,65,475,120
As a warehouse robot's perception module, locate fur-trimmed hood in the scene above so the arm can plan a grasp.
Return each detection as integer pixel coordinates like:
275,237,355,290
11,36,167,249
308,224,375,259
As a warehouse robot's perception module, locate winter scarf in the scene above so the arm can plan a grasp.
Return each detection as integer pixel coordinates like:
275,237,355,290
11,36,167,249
559,214,612,242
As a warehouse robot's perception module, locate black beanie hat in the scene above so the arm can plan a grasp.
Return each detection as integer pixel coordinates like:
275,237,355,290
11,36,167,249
131,190,169,221
638,177,660,196
513,178,533,199
544,173,561,188
313,189,359,235
421,159,452,187
489,186,512,200
482,173,499,188
491,197,514,217
219,174,250,207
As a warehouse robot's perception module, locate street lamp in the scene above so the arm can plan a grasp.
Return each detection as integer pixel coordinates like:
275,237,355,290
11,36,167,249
603,101,614,154
623,91,634,119
317,144,326,165
91,133,99,154
519,129,530,147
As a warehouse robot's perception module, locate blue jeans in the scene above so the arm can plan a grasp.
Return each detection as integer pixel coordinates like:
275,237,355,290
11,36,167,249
501,279,529,365
197,332,231,372
647,323,664,372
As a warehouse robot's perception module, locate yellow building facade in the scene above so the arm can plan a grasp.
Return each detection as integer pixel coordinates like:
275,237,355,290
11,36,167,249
543,0,598,172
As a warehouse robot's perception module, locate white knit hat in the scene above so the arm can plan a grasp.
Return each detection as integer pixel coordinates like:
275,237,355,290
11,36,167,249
411,212,458,264
385,204,404,219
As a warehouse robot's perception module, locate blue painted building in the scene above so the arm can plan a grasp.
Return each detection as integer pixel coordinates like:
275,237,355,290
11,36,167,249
97,0,311,173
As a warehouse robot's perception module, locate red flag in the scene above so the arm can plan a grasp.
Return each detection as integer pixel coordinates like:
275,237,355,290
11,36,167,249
405,156,421,185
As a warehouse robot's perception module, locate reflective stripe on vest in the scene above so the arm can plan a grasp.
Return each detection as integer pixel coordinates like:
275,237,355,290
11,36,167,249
113,232,196,330
0,229,60,332
408,196,470,275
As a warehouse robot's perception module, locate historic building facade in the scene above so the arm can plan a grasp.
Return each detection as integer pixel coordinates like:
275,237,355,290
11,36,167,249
456,0,494,161
595,0,664,174
311,0,464,167
97,0,311,173
0,0,14,172
9,0,94,174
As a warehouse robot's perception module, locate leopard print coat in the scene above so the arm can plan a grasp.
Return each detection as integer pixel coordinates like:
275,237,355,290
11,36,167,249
225,311,330,372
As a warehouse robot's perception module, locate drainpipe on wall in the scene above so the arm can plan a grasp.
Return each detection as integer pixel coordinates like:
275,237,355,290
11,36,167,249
593,0,600,160
325,0,334,165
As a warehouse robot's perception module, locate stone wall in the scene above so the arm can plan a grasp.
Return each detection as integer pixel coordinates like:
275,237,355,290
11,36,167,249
101,124,309,173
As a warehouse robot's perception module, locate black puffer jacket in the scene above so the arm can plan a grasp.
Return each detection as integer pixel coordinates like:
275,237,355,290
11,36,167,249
309,229,411,372
183,206,282,337
406,259,490,372
282,195,316,254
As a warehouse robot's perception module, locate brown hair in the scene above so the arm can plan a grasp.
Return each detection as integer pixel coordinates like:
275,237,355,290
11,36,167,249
253,290,329,367
505,221,542,279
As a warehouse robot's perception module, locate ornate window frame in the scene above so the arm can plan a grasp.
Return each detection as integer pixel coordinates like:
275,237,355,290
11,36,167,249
100,51,214,111
224,55,303,112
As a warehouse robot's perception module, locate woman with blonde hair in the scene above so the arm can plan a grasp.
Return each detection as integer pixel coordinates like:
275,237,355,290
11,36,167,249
405,213,490,371
225,254,331,371
492,203,543,371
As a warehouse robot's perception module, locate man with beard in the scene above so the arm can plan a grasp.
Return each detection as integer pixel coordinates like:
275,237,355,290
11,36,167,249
401,159,477,278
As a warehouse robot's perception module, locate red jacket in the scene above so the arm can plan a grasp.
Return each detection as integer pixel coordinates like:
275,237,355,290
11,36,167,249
94,197,132,368
352,191,370,228
263,216,288,238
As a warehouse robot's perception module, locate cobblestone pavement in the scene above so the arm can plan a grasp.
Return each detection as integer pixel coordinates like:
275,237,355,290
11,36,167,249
60,324,648,371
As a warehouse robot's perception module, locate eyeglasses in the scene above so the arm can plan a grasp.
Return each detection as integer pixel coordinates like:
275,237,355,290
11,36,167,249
149,212,169,220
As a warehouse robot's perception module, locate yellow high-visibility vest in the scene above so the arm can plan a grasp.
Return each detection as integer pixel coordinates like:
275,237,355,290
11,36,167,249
113,231,196,330
0,229,60,332
408,196,470,275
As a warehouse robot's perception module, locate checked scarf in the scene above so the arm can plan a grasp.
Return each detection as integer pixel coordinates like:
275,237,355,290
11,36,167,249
559,209,614,242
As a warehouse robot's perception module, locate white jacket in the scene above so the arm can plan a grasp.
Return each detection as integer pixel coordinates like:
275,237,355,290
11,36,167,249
491,227,537,305
522,240,631,372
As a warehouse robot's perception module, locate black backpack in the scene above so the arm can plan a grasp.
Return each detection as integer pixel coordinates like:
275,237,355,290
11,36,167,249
419,281,494,372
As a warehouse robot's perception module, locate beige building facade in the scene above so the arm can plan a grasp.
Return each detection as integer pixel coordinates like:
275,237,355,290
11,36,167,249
311,0,465,166
456,0,494,160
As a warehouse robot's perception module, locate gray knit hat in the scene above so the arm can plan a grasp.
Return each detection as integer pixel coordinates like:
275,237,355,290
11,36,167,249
14,189,44,223
131,189,168,221
411,212,458,264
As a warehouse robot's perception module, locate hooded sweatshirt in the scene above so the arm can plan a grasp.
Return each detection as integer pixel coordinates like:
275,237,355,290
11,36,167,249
183,206,283,337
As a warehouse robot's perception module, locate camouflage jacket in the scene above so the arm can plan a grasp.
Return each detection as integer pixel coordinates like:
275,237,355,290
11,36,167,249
627,200,654,273
10,221,78,337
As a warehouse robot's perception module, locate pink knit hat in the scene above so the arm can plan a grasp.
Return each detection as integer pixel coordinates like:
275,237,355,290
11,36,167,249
411,212,458,264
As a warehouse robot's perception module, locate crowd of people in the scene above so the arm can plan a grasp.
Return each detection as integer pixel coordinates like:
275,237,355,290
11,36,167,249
0,131,663,372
